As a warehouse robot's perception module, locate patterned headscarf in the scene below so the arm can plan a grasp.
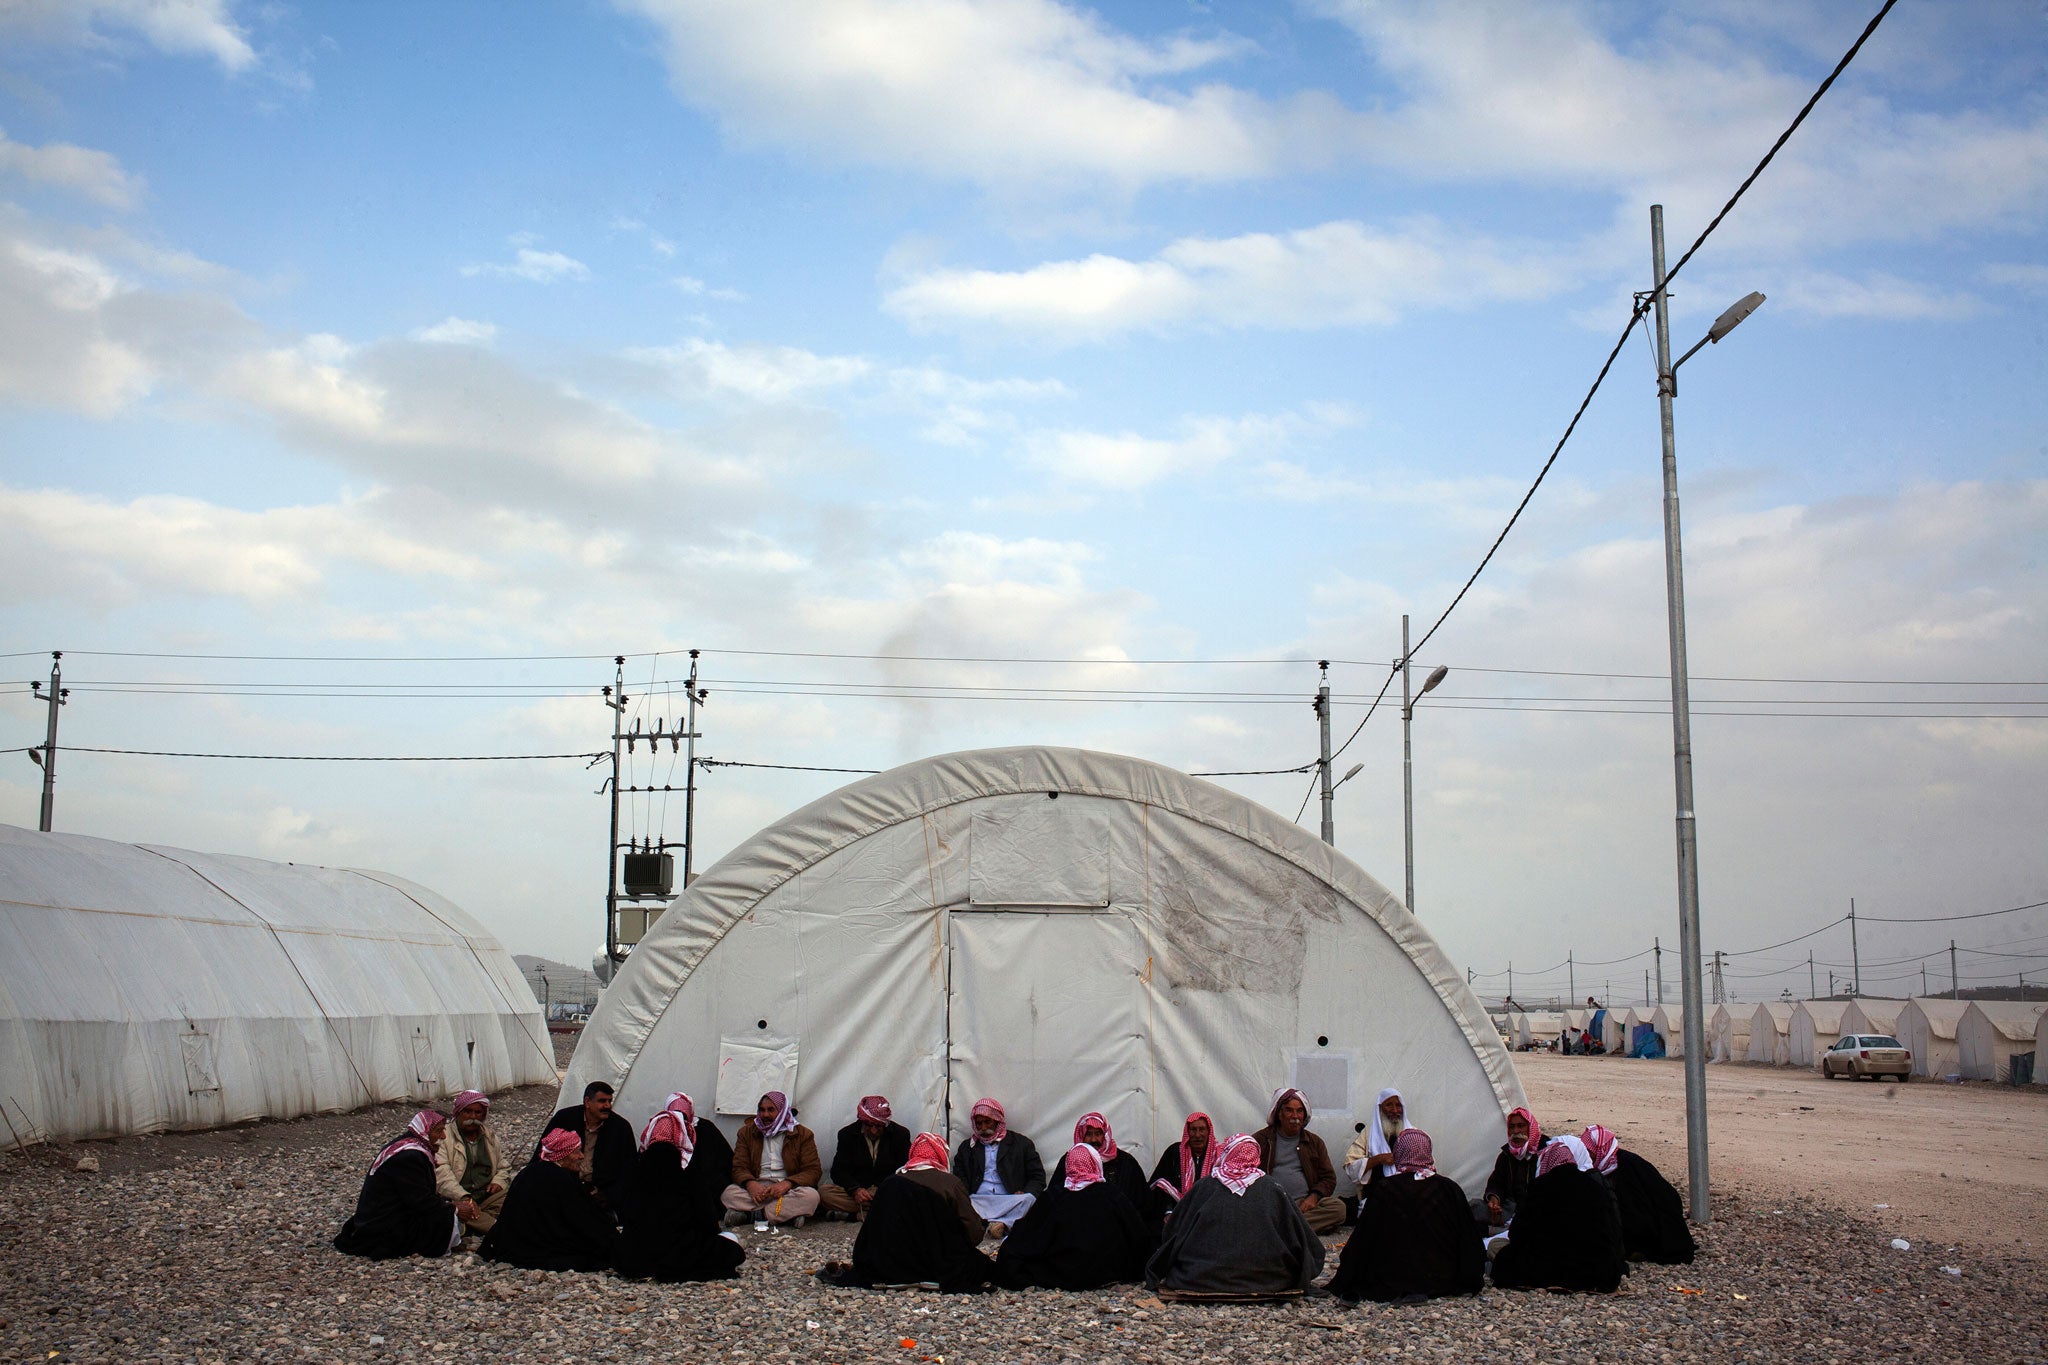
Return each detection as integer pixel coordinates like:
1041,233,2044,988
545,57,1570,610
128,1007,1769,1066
970,1098,1007,1144
1579,1124,1619,1175
370,1109,444,1173
1267,1086,1310,1127
1215,1132,1264,1196
754,1090,797,1138
639,1092,699,1157
1506,1106,1542,1159
1173,1112,1218,1198
1062,1143,1106,1192
1393,1128,1436,1179
1365,1087,1407,1163
450,1090,490,1116
539,1128,584,1163
904,1132,950,1172
856,1095,893,1125
1072,1111,1119,1161
1537,1134,1594,1177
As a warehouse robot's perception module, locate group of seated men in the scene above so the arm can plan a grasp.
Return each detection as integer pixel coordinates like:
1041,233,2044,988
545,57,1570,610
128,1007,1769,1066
335,1078,1695,1300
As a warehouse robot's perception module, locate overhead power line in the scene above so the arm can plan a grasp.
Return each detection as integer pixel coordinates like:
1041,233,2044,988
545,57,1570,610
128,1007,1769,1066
53,745,606,762
1855,898,2046,924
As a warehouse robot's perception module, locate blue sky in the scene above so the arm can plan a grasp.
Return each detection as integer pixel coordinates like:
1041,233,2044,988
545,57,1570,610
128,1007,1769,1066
1,0,2043,1003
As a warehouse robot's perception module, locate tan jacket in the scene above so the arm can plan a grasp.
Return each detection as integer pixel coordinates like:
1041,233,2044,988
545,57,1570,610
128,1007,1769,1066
731,1122,822,1188
434,1123,505,1203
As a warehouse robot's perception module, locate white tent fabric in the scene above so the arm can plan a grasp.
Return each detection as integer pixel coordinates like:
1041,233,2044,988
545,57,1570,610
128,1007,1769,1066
1517,1012,1562,1048
2036,1008,2047,1085
0,823,554,1141
1839,998,1905,1038
1746,1003,1793,1065
1790,1001,1850,1068
564,747,1525,1198
1956,1002,2046,1081
1650,1005,1686,1058
1708,1005,1750,1062
1898,999,1969,1078
1599,1008,1628,1055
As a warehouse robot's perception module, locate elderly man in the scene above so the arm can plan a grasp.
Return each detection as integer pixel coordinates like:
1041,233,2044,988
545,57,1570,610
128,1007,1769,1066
477,1129,617,1272
334,1109,461,1259
1253,1087,1346,1235
538,1081,636,1211
1342,1087,1410,1191
434,1089,506,1237
1145,1133,1322,1298
950,1097,1045,1235
819,1094,911,1222
1047,1111,1148,1211
722,1091,822,1228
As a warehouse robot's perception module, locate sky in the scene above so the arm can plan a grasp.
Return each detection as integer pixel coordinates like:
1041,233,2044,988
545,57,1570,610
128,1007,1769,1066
0,0,2043,1008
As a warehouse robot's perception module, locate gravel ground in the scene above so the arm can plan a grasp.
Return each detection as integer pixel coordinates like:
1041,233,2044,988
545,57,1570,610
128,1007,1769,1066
2,1054,2043,1364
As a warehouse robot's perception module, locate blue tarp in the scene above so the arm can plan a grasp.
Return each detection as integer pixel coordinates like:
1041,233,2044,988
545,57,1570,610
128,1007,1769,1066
1630,1023,1666,1059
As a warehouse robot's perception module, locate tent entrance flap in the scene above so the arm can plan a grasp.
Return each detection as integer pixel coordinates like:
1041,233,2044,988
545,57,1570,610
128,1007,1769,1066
944,908,1146,1149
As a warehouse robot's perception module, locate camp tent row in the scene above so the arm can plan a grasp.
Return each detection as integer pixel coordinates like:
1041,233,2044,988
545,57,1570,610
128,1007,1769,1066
1713,996,2042,1080
1956,1000,2045,1082
0,824,555,1142
564,746,1526,1198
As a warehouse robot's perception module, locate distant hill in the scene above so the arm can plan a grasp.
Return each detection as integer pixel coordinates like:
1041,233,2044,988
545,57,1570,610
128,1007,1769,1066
512,955,602,1011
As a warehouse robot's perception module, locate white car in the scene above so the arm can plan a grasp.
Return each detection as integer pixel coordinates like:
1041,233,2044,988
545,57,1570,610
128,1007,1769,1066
1821,1033,1911,1081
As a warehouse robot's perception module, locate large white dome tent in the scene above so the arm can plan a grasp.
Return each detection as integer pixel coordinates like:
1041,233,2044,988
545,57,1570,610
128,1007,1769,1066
565,746,1526,1197
0,823,556,1142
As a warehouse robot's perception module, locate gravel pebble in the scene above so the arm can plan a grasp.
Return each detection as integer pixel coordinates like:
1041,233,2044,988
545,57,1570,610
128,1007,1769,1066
2,1065,2042,1363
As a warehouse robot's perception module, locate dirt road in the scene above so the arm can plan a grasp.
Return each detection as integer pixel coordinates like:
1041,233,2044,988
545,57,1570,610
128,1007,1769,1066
1515,1051,2048,1258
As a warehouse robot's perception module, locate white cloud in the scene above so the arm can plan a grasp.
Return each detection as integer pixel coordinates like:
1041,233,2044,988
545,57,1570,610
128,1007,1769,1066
630,337,871,401
1983,263,2048,294
1772,270,1978,321
617,0,1355,190
412,316,498,346
0,234,153,413
0,0,257,72
0,128,144,208
887,218,1566,339
670,274,743,301
1027,411,1318,491
460,246,591,284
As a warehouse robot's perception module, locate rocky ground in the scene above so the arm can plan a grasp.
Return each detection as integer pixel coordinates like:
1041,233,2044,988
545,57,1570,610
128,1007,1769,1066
3,1031,2044,1364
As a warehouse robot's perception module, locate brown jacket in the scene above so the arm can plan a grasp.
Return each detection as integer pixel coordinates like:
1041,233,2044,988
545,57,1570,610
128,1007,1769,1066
731,1122,822,1188
433,1123,505,1203
1251,1124,1336,1199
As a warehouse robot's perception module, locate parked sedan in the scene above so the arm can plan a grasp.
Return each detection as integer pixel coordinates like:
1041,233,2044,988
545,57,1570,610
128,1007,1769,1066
1821,1034,1912,1081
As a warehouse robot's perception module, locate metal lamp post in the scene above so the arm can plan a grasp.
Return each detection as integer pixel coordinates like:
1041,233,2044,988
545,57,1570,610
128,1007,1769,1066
1399,613,1449,912
1650,203,1766,1227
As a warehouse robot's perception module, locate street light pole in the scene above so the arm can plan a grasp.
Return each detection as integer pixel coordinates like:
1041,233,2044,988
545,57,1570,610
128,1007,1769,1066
1315,661,1335,845
1650,205,1765,1227
1398,614,1449,912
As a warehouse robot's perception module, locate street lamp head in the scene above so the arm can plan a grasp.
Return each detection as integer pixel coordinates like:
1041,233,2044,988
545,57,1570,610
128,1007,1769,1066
1707,291,1766,344
1420,665,1449,696
1339,762,1364,785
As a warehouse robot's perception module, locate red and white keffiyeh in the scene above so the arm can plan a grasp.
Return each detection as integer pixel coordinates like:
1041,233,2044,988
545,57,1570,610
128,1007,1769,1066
970,1098,1007,1144
1072,1111,1119,1161
1506,1106,1543,1158
856,1095,892,1125
639,1092,700,1166
1164,1111,1218,1199
1579,1124,1619,1175
1392,1128,1436,1179
1537,1134,1594,1177
369,1109,444,1173
754,1090,797,1138
539,1128,584,1163
903,1132,950,1172
1215,1132,1264,1196
450,1090,490,1115
1062,1143,1106,1192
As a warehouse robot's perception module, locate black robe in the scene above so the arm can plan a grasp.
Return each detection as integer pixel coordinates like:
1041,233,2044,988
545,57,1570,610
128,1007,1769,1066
1142,1140,1210,1235
830,1120,913,1193
1046,1149,1148,1214
1488,1166,1626,1293
688,1119,736,1210
333,1146,455,1260
614,1143,745,1282
477,1159,618,1272
537,1105,638,1209
994,1181,1150,1291
1326,1171,1484,1303
848,1171,996,1293
1482,1138,1548,1225
1144,1175,1321,1297
1611,1149,1697,1264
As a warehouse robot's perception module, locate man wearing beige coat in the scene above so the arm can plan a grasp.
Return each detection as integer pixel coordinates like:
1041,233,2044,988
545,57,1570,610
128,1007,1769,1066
435,1090,508,1235
722,1091,822,1227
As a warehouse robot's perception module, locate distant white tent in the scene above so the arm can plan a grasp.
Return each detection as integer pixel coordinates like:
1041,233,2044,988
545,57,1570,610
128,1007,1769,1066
0,824,554,1141
1517,1012,1563,1050
1599,1007,1629,1055
1790,1001,1850,1068
564,747,1525,1198
1839,998,1905,1038
2036,1008,2047,1085
1709,1004,1750,1063
1956,1001,2046,1082
1898,999,1970,1079
1649,1004,1687,1059
1746,1003,1794,1065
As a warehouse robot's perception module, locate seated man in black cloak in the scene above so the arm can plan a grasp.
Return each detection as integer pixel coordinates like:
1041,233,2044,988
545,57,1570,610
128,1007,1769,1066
821,1132,994,1293
614,1093,745,1283
1046,1111,1148,1213
819,1094,912,1222
995,1143,1151,1291
334,1109,461,1260
1488,1136,1626,1293
1144,1111,1216,1237
1145,1133,1322,1299
477,1129,618,1272
1325,1130,1484,1304
1581,1125,1695,1264
1483,1106,1549,1232
537,1080,637,1214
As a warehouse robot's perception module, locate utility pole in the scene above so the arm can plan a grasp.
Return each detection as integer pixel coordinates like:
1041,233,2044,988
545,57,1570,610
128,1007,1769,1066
1921,963,1928,997
1315,661,1335,845
1829,971,1836,998
1950,940,1958,999
1655,937,1664,1006
602,657,628,964
1507,962,1513,1001
1712,951,1724,1005
682,649,705,882
1848,898,1859,997
28,652,67,832
1568,951,1574,1005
